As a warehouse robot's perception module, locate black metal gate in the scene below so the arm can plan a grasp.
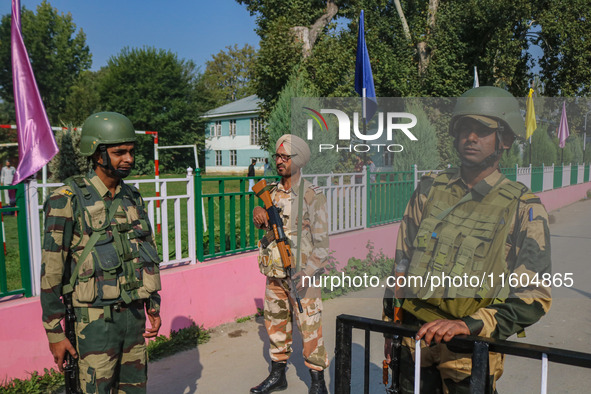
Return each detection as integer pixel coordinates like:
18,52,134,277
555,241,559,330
334,314,591,394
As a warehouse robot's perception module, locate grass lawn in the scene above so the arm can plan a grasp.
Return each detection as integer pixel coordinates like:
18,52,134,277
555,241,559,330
0,213,25,295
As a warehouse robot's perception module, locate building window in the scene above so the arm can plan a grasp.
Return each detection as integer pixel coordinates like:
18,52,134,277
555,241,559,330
250,117,264,145
210,121,222,137
229,120,236,137
230,150,237,166
384,152,393,167
215,150,222,166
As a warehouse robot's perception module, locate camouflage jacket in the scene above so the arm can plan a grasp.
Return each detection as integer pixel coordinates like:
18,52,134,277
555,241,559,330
266,177,329,276
40,170,161,343
383,168,552,340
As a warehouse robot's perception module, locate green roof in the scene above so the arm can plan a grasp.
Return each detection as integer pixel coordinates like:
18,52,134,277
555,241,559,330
202,95,261,118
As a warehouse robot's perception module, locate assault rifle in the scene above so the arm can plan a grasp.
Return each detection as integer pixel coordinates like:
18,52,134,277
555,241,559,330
63,260,81,394
253,179,304,313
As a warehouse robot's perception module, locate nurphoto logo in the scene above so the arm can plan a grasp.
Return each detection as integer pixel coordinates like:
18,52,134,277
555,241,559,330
304,106,419,153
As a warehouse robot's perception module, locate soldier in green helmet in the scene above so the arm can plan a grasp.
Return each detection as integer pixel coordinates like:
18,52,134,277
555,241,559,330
41,112,162,393
383,87,552,393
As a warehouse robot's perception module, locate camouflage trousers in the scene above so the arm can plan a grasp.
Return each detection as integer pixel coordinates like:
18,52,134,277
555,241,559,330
264,278,329,371
398,336,504,394
75,301,148,393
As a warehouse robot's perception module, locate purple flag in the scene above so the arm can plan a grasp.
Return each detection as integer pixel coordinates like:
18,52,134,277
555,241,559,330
11,0,58,184
557,101,570,149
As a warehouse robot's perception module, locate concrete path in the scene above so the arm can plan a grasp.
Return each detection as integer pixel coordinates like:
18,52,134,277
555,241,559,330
148,198,591,393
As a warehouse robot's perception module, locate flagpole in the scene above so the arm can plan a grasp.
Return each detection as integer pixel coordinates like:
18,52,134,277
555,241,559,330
362,87,367,134
529,136,532,165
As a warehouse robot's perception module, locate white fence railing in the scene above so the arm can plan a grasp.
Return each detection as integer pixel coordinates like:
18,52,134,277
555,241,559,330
28,169,197,295
543,165,554,191
304,171,366,235
517,165,532,189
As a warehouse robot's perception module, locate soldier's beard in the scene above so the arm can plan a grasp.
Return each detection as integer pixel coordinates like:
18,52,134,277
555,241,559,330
98,150,134,179
112,167,133,178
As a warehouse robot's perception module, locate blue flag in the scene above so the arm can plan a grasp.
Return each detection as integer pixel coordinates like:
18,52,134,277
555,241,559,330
354,10,377,122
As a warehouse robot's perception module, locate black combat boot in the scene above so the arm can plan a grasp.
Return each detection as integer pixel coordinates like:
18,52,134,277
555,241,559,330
309,369,328,394
250,361,288,393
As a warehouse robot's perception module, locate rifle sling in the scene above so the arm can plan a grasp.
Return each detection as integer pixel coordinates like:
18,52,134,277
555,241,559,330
295,179,305,272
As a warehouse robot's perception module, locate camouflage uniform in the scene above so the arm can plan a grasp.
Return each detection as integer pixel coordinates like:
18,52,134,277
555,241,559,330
383,168,552,393
41,169,161,393
261,178,329,371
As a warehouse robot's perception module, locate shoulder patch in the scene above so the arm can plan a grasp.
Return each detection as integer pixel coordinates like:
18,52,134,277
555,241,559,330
309,185,323,195
56,186,74,197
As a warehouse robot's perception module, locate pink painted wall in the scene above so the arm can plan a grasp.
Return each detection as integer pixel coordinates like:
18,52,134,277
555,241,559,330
539,182,591,212
1,182,589,382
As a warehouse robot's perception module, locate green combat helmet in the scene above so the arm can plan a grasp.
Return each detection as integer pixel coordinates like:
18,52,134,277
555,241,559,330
449,86,526,140
80,112,137,156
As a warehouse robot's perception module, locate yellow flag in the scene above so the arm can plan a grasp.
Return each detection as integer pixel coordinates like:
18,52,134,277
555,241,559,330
525,88,537,139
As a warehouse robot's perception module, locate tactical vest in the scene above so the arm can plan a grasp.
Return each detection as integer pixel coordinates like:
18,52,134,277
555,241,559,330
402,169,526,322
62,176,161,307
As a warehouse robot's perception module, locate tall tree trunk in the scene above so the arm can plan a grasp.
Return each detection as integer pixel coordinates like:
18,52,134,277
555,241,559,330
290,0,338,58
393,0,412,41
417,0,439,76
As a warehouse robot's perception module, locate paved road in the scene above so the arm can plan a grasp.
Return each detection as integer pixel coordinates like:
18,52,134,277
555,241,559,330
148,198,591,394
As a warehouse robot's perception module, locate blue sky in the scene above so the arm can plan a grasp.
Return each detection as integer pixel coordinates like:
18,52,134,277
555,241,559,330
2,0,261,72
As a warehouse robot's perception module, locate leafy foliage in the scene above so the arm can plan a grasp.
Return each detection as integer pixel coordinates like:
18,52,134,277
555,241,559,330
201,44,257,108
0,1,91,124
391,100,440,171
499,143,522,168
98,47,206,173
524,126,557,166
61,70,103,126
266,67,339,174
322,241,393,300
47,126,89,182
0,368,64,394
562,134,584,165
146,321,210,361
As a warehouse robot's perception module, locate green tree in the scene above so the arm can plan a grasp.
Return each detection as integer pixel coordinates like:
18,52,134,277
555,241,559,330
98,47,205,173
202,44,257,108
48,126,90,182
524,126,557,166
61,70,103,126
391,100,440,171
562,134,584,165
537,0,591,96
238,0,338,114
0,0,91,124
499,143,522,168
266,67,339,175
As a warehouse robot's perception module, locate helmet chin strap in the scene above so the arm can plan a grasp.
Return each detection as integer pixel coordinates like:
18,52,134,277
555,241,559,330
97,145,133,178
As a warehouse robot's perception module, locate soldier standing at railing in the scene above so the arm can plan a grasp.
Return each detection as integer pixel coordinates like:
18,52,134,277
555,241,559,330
383,87,552,393
251,134,330,394
40,112,162,393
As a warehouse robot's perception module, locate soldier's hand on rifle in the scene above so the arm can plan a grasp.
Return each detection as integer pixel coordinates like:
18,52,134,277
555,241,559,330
384,337,393,364
49,338,77,372
415,319,470,345
253,206,269,229
144,308,162,339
